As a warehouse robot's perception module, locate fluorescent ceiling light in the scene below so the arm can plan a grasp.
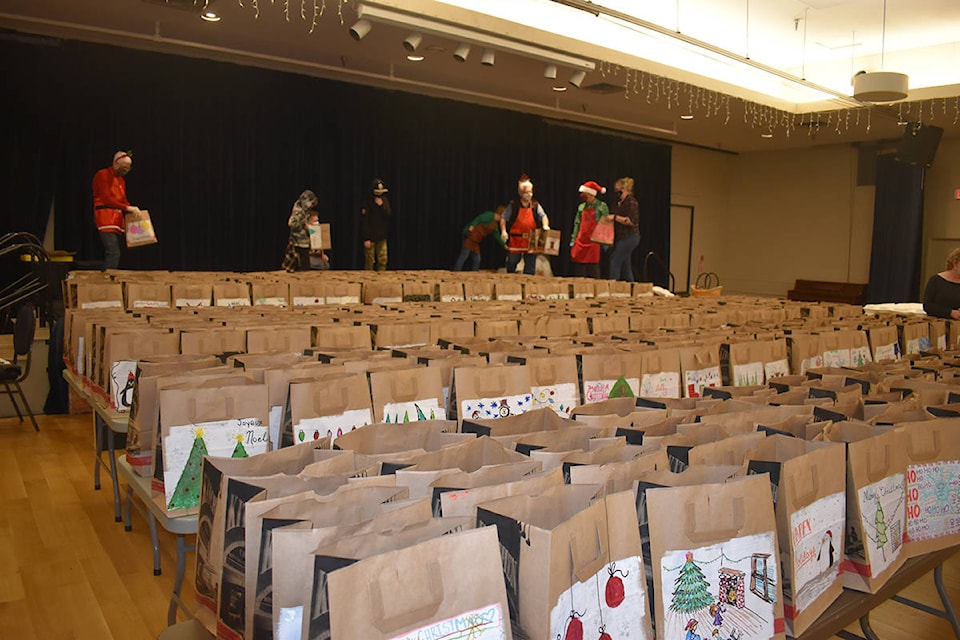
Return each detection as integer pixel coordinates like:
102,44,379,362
357,2,595,71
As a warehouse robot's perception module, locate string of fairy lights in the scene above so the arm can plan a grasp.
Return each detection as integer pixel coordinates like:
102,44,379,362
238,0,960,138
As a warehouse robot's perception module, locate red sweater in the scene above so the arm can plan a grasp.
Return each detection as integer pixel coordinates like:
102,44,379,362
92,167,129,234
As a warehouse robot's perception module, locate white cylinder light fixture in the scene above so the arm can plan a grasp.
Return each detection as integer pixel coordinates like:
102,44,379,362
350,19,372,40
569,70,586,88
543,64,557,79
453,43,470,62
852,71,908,102
481,48,495,66
403,33,422,52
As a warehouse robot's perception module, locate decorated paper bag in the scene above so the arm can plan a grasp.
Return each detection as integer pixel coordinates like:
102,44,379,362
639,348,682,399
580,350,643,403
251,281,290,307
478,486,653,640
270,496,433,639
570,396,639,420
899,320,931,355
868,325,902,363
316,526,509,640
927,318,948,352
320,281,361,305
263,366,345,450
462,405,573,437
243,485,409,640
101,329,180,409
157,380,270,515
124,281,172,310
647,474,786,640
679,345,723,398
725,340,767,387
762,339,791,380
288,373,373,446
519,353,580,417
369,366,445,423
428,459,542,515
818,422,907,593
213,281,252,307
897,417,960,558
454,364,533,423
124,208,158,247
171,281,213,307
743,435,846,636
194,442,333,625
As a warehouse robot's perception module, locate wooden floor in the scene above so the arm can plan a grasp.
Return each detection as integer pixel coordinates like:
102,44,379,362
0,411,958,640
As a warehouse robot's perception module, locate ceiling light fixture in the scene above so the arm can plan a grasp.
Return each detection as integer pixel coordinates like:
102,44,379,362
453,43,470,62
852,0,908,102
403,33,423,52
349,19,372,41
406,54,425,62
356,3,595,71
481,48,495,66
552,85,568,92
200,10,221,22
544,64,557,80
680,114,694,120
761,133,774,138
569,70,586,88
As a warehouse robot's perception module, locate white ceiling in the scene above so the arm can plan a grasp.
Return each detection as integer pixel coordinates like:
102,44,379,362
1,0,958,152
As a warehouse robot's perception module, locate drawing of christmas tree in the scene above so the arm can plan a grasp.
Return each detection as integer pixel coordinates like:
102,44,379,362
608,376,635,398
168,427,208,510
670,552,715,614
232,433,248,458
875,499,888,560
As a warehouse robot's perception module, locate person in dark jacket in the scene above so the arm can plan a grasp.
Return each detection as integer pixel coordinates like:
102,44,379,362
923,248,960,318
360,178,391,270
608,176,641,282
454,205,506,271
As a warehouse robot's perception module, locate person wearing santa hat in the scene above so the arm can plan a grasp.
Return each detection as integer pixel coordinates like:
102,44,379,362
92,150,141,270
569,180,610,278
500,174,550,275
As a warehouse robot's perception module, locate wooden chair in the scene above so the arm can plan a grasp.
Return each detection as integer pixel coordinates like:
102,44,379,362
0,302,39,431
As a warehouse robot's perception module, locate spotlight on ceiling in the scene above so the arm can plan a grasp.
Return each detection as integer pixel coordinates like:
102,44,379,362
481,48,495,66
569,70,586,88
543,64,557,80
403,33,423,52
453,43,470,62
200,0,220,21
349,19,372,41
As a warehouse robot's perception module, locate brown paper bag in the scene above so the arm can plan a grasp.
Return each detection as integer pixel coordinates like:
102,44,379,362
454,364,533,423
580,351,643,403
647,474,786,640
288,373,374,446
639,348,683,399
478,486,652,640
743,435,846,636
369,366,445,423
124,208,158,247
819,423,908,593
679,344,723,399
394,436,529,498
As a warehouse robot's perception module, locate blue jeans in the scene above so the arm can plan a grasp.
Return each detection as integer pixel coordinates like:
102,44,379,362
100,231,121,270
454,246,480,271
609,233,639,282
506,252,537,275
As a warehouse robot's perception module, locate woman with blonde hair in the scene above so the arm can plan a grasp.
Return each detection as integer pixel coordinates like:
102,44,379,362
608,176,640,281
923,248,960,319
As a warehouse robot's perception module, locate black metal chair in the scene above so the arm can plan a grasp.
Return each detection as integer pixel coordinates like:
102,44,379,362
0,302,40,431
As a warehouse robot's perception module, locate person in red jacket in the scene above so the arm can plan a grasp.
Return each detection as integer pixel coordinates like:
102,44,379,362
92,151,140,269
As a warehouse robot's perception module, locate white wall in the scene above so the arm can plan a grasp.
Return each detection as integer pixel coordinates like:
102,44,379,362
672,143,877,297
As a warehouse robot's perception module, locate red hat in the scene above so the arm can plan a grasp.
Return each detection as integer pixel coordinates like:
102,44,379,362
579,180,605,196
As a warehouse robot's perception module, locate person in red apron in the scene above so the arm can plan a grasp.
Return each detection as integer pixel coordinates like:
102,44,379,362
569,180,610,278
500,174,551,275
92,150,140,270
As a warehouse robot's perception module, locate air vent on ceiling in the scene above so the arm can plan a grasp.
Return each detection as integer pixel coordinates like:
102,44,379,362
581,82,625,95
141,0,203,12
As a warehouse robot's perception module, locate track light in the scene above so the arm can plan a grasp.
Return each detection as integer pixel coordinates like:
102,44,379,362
349,19,372,41
543,64,557,79
403,33,422,52
481,48,495,66
453,43,470,62
569,70,586,88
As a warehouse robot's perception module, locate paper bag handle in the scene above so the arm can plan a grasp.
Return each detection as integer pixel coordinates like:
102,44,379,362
314,387,349,415
570,523,609,583
369,561,444,633
684,497,744,543
390,377,420,401
865,445,892,483
186,396,235,422
788,466,820,507
475,372,507,397
906,430,941,461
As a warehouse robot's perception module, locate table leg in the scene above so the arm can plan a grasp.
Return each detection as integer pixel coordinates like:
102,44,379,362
148,511,162,577
168,535,192,626
124,485,133,532
107,426,121,522
93,413,102,491
859,613,880,640
934,564,960,639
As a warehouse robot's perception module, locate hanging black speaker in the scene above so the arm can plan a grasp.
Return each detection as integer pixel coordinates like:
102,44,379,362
896,123,943,167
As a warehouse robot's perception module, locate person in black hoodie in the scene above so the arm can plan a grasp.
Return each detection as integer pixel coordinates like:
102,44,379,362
360,178,391,270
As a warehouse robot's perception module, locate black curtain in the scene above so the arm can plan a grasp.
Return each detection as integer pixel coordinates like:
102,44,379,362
865,154,925,303
1,35,671,282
